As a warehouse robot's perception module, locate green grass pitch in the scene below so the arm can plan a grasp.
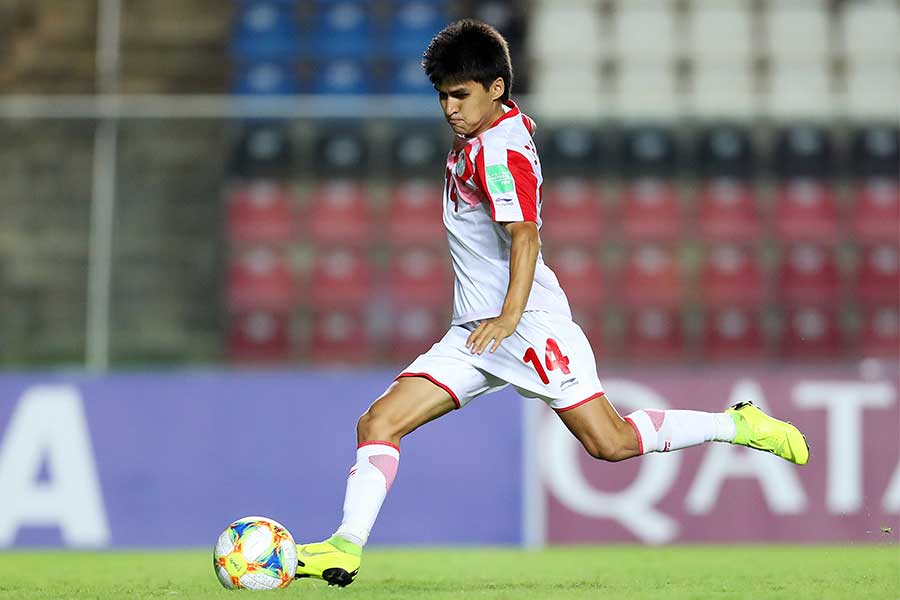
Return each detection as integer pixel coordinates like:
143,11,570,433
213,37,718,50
0,545,896,599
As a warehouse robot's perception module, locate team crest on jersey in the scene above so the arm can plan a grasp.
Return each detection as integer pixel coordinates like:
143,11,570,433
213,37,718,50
455,154,466,177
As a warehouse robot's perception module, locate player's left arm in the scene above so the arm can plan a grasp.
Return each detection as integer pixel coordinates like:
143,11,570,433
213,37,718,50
466,221,539,355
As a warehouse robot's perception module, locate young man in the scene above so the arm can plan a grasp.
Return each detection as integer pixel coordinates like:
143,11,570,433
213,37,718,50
294,19,809,587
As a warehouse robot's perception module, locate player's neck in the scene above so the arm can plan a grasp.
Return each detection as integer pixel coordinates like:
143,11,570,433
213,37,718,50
468,102,508,138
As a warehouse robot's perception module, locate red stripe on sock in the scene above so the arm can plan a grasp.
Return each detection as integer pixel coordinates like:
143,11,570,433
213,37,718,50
554,392,605,413
624,416,644,455
358,440,400,453
396,371,461,409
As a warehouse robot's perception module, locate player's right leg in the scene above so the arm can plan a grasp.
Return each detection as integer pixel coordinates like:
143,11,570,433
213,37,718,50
295,376,456,587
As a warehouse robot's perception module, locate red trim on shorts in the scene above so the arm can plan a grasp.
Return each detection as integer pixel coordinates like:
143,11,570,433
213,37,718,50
624,416,644,455
554,392,605,413
396,372,461,409
358,440,401,453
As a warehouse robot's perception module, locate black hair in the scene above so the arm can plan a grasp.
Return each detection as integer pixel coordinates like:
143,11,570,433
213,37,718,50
421,19,513,102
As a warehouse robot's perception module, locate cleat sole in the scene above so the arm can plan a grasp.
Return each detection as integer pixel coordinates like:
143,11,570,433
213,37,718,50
323,567,356,587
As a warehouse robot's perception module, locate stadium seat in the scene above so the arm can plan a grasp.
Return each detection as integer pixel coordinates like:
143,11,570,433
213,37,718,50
307,248,374,309
620,179,682,241
700,244,764,307
539,125,604,176
226,247,296,312
308,309,375,365
767,61,834,120
385,179,446,248
226,311,292,363
389,58,436,95
226,180,297,245
779,243,841,306
527,4,602,64
621,126,678,178
697,179,762,241
387,1,447,58
839,0,900,65
764,3,829,62
230,2,301,61
387,307,447,365
851,179,900,242
529,61,605,121
688,64,757,119
570,306,605,361
387,247,453,310
623,307,685,362
703,306,766,362
686,2,753,65
539,178,605,248
773,125,834,179
388,124,446,176
844,65,900,121
310,59,373,94
860,305,900,359
695,124,755,179
774,179,839,242
621,244,683,307
304,180,375,247
615,65,681,120
230,121,293,178
543,246,606,310
856,244,900,306
233,62,301,95
851,125,900,179
312,125,370,175
781,306,843,360
613,2,677,64
309,2,375,59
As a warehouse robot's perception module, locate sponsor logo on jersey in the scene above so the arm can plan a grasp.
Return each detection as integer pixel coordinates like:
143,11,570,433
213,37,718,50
494,197,513,204
485,164,515,194
560,377,578,391
455,154,466,177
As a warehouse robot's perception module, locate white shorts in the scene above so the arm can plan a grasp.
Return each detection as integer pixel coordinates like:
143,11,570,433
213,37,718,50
397,310,605,411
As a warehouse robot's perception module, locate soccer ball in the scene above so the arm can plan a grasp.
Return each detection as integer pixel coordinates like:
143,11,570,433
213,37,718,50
213,516,298,590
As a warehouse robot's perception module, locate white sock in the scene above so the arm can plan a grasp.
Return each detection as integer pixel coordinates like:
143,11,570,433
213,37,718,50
625,409,736,454
333,441,400,547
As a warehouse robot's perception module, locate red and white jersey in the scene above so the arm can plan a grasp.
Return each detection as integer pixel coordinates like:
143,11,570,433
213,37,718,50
443,100,571,325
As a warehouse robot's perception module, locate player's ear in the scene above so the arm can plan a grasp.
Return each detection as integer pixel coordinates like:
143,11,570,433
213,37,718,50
490,77,505,102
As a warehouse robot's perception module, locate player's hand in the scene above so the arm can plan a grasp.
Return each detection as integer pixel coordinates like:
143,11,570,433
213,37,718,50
465,315,519,355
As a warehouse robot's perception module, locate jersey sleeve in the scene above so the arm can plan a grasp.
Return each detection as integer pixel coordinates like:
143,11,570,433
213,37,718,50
474,143,538,223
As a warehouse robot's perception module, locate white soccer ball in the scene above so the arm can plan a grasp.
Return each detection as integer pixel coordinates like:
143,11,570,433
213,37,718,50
213,516,298,590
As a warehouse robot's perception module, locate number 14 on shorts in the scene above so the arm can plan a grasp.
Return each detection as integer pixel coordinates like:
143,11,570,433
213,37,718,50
522,339,570,385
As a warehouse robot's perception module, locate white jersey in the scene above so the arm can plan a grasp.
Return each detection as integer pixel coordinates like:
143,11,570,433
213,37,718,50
443,100,571,326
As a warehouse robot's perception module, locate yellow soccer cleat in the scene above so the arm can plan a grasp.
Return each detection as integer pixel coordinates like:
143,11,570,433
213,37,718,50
727,401,810,465
294,535,361,587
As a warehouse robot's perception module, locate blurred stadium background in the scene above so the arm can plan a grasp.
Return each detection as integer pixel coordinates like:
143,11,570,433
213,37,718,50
0,0,897,561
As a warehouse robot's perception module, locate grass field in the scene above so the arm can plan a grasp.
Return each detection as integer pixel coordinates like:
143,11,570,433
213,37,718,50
0,546,897,599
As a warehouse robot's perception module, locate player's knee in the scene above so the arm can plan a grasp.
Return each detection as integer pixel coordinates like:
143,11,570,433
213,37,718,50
357,404,401,442
581,431,631,462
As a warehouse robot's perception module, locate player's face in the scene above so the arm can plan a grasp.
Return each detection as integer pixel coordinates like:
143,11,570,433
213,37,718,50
436,78,505,138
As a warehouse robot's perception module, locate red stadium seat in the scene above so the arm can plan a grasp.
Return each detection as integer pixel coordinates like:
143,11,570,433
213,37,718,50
860,305,900,358
308,309,375,365
226,247,296,312
570,306,605,361
623,307,684,361
856,243,900,305
307,248,374,309
851,179,900,242
387,307,447,365
781,306,843,360
698,179,762,241
539,178,605,247
226,311,292,363
387,247,453,310
385,179,446,249
700,244,764,306
304,180,375,247
225,180,297,245
703,307,766,361
774,179,839,242
779,243,841,305
620,179,682,241
543,246,606,309
621,244,683,307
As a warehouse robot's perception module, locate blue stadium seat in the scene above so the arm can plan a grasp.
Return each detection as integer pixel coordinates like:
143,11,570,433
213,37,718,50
230,122,294,178
310,2,375,59
540,125,605,176
313,124,370,175
233,62,300,95
387,1,447,58
695,124,755,179
622,125,678,178
390,59,434,95
389,123,446,175
851,124,900,179
773,125,834,179
311,60,373,94
231,1,301,61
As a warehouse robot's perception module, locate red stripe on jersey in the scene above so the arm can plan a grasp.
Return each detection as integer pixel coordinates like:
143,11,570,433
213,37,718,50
490,100,521,128
474,147,496,221
507,150,538,222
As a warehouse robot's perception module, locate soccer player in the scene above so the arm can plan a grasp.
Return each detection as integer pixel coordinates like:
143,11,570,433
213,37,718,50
294,19,809,587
